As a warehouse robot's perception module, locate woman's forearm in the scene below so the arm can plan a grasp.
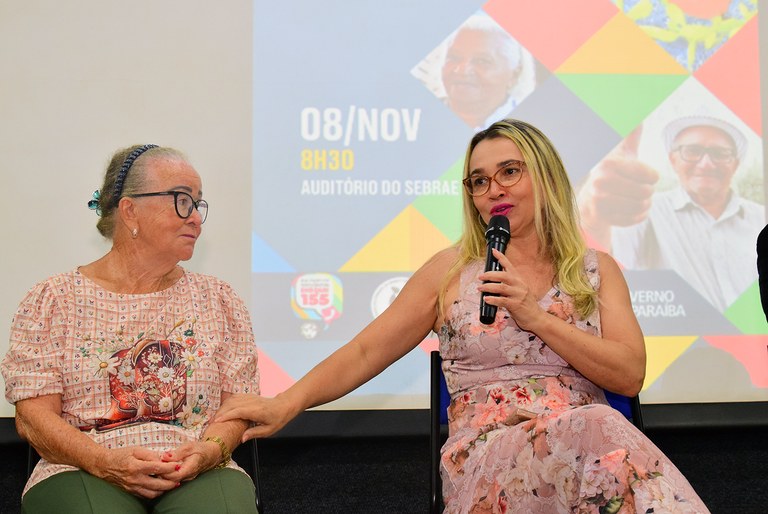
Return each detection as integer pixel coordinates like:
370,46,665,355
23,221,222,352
16,395,108,474
529,314,645,396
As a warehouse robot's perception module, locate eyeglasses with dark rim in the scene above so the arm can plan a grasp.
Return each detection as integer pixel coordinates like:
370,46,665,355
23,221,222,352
462,160,526,197
673,144,737,164
127,191,209,223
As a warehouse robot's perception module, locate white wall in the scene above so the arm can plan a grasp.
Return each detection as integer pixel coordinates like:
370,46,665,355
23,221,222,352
0,0,254,416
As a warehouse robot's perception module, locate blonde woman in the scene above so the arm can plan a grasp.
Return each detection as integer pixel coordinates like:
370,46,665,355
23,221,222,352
218,120,709,513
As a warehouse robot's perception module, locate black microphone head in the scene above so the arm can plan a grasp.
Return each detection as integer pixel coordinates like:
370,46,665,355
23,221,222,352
485,215,510,243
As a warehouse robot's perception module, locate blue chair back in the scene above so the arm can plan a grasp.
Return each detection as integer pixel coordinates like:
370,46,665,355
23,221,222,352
605,390,634,423
437,361,450,426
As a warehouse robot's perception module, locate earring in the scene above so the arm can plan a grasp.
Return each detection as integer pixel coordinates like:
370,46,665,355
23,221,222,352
131,228,138,238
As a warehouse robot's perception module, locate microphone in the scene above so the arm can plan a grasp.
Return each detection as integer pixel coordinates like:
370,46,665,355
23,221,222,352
479,215,510,324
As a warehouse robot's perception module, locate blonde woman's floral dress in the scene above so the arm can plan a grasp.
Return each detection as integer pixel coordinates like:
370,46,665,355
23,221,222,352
438,250,709,513
1,269,260,496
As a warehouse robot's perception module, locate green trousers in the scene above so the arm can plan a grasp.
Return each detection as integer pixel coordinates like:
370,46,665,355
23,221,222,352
22,468,258,514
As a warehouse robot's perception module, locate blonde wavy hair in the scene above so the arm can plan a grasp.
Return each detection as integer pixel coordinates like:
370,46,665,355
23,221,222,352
438,119,597,319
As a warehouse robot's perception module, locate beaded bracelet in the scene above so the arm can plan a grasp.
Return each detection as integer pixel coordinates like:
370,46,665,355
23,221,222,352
204,435,231,469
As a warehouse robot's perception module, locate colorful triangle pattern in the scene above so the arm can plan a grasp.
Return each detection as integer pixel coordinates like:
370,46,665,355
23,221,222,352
484,0,618,71
556,73,688,136
694,15,762,135
256,348,296,397
724,281,767,335
643,336,699,390
339,206,453,272
256,2,766,401
705,335,768,388
340,159,463,273
556,12,687,75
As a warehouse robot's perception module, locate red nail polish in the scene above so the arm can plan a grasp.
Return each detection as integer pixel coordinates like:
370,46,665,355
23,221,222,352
175,464,181,471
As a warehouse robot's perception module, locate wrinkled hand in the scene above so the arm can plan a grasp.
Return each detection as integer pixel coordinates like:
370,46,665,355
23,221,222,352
157,440,220,483
577,126,659,229
95,447,180,499
214,394,295,441
478,249,545,331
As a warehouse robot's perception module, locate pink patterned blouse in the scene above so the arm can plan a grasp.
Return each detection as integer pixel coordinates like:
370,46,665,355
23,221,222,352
2,269,260,495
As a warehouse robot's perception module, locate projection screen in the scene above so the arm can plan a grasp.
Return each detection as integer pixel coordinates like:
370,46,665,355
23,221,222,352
1,0,767,420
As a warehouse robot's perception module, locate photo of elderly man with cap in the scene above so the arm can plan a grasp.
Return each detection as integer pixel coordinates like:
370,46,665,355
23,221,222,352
578,114,765,312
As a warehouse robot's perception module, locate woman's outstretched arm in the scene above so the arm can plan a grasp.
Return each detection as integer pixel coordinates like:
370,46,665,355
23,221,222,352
215,248,458,440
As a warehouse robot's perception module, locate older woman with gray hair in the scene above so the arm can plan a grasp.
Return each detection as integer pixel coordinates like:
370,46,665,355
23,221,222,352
2,144,260,513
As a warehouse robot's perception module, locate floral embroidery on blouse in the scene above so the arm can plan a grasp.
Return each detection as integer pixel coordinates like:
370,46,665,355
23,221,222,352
78,318,209,431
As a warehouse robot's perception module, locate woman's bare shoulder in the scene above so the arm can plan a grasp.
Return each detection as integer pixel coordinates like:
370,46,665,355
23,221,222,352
594,250,623,275
416,246,461,277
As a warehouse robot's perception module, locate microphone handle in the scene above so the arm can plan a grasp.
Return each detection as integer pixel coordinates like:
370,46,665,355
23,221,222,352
479,238,507,324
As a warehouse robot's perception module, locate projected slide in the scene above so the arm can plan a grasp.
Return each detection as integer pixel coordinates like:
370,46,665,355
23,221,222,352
251,0,766,406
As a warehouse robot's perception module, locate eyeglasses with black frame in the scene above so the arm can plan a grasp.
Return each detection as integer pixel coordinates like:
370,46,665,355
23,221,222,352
462,160,526,197
127,191,208,223
673,144,737,164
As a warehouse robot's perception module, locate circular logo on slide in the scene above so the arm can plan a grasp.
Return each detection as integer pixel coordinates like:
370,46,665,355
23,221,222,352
370,277,409,318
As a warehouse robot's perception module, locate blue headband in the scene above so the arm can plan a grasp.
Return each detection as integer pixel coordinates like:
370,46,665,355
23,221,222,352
111,144,158,207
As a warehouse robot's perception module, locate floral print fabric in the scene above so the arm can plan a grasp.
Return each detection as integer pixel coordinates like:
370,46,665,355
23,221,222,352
82,320,206,431
438,251,709,513
2,269,259,495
